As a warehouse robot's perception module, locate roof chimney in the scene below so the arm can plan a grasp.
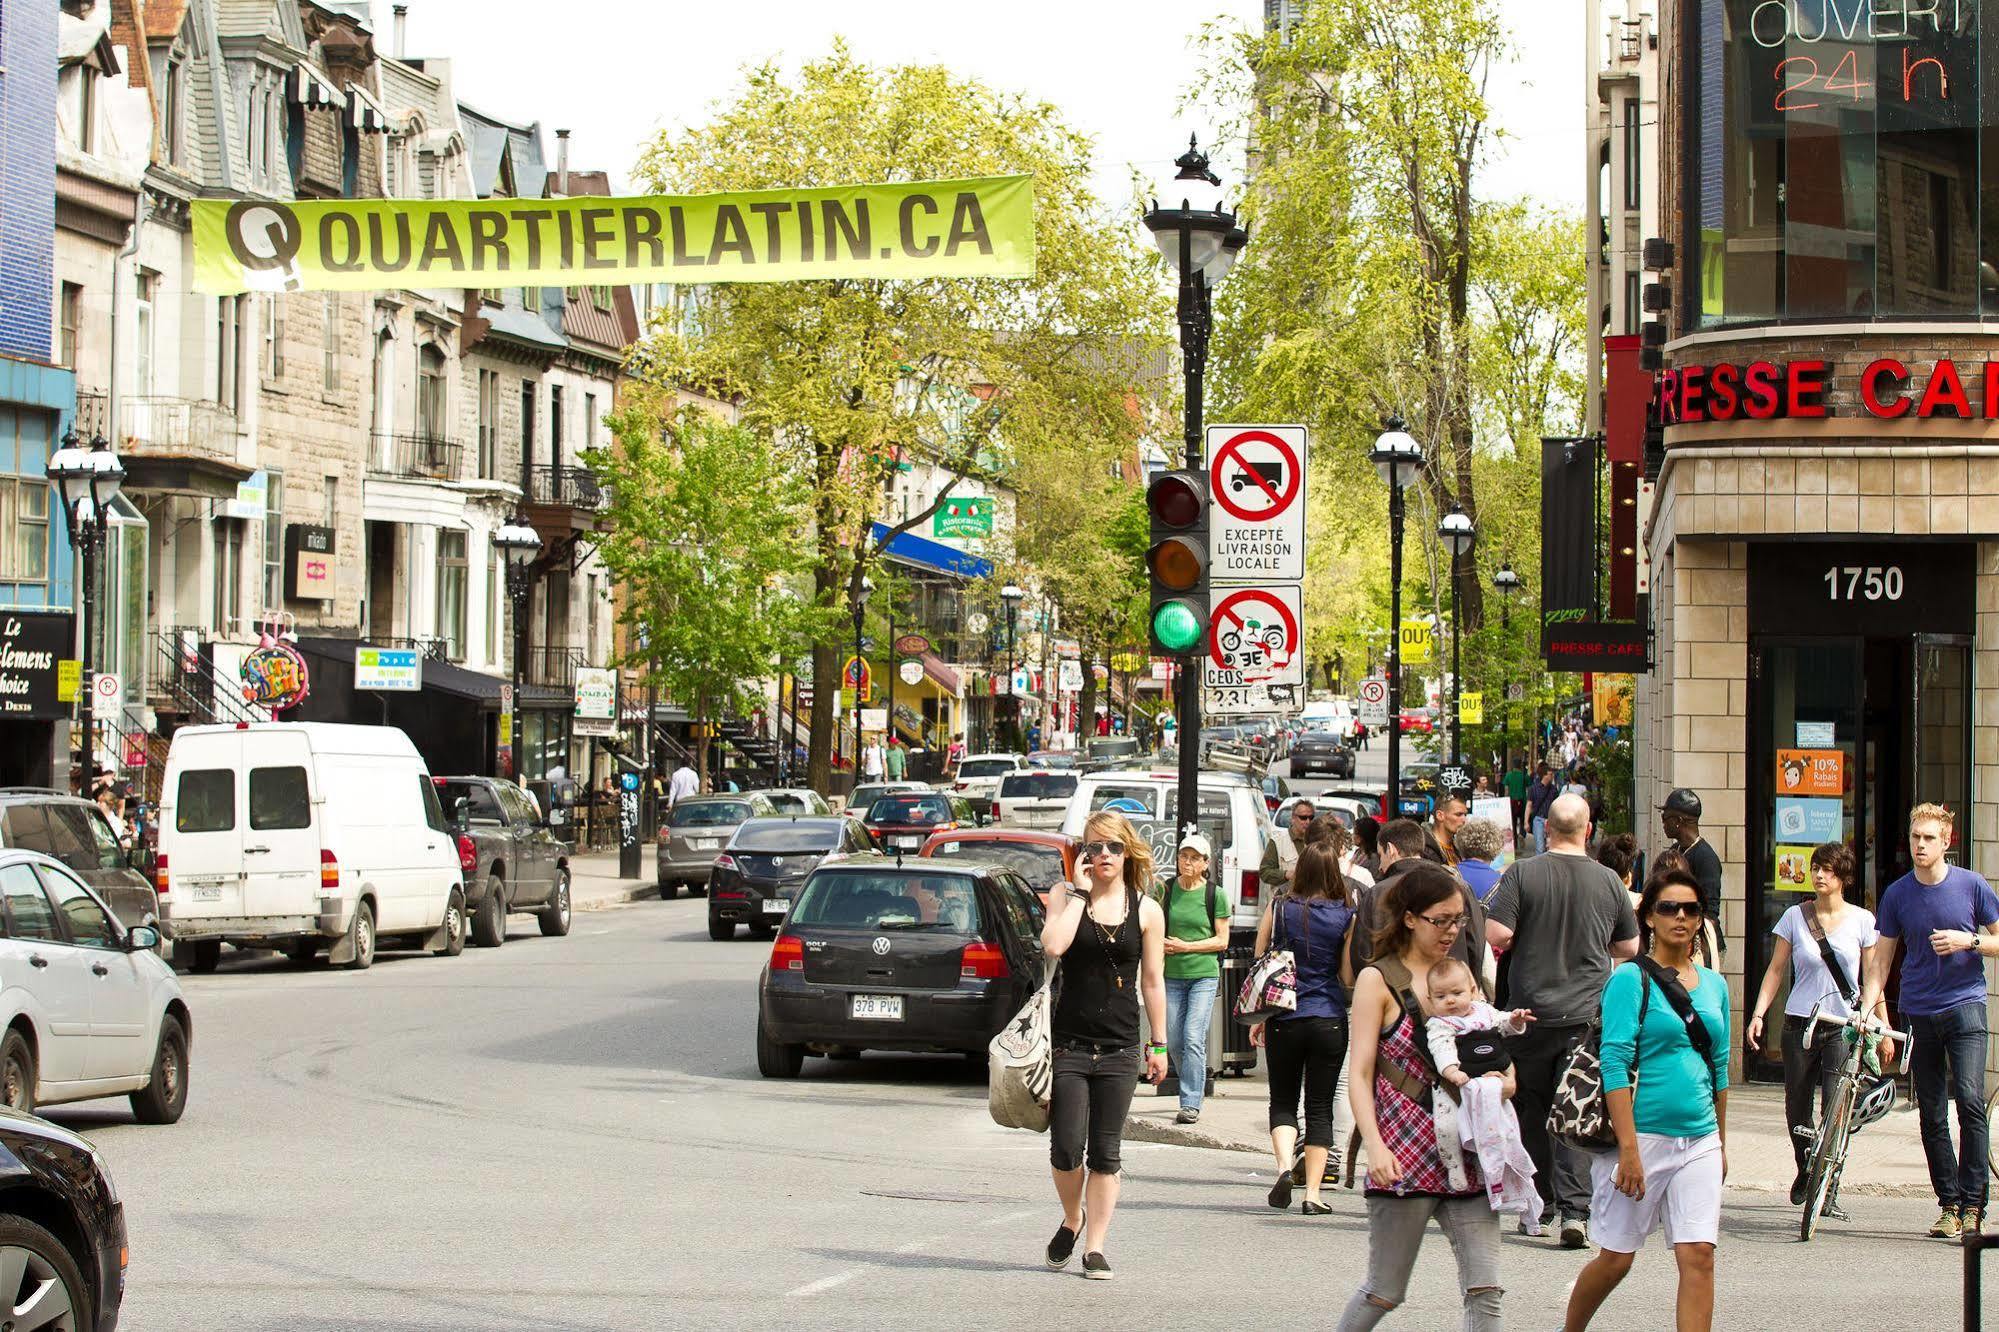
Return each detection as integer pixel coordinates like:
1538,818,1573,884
393,5,408,59
555,128,570,195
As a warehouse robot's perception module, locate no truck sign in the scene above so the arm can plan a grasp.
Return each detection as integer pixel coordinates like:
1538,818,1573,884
1205,425,1308,582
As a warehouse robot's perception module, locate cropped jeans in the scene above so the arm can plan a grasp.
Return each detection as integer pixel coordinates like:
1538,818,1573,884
1163,975,1218,1111
1336,1193,1503,1331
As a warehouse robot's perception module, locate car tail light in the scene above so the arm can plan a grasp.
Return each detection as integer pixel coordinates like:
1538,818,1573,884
960,939,1010,979
320,848,340,889
990,801,1002,822
154,853,169,898
770,933,804,971
713,853,738,874
455,834,478,874
1241,868,1260,907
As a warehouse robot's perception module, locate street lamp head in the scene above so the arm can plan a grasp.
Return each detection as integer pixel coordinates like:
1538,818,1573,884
1493,563,1522,593
1000,583,1025,605
1369,415,1425,490
492,514,543,568
85,435,124,510
1141,134,1242,282
46,436,94,514
1438,503,1477,556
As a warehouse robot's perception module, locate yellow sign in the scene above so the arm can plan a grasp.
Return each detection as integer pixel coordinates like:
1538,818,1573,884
56,660,80,703
1399,620,1433,666
1592,674,1634,728
1110,652,1147,673
498,712,512,747
192,175,1036,294
1459,691,1483,725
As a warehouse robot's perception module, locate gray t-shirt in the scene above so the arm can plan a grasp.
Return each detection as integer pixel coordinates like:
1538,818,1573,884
1487,851,1639,1025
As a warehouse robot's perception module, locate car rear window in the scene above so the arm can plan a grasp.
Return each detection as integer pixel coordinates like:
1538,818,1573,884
1087,784,1160,816
868,795,953,824
958,759,1017,778
175,769,235,833
249,766,311,830
767,793,814,813
791,870,983,932
438,781,503,822
929,839,1068,889
670,800,752,828
733,821,841,853
999,773,1077,800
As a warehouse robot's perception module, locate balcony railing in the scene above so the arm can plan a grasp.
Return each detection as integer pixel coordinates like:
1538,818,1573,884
376,635,455,663
528,464,605,510
371,432,466,483
523,645,584,690
108,395,245,468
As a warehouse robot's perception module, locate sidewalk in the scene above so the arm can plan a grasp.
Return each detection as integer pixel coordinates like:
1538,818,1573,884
566,846,662,913
1126,1066,1934,1197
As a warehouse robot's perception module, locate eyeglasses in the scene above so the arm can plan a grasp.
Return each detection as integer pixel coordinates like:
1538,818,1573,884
1652,900,1704,919
1419,912,1471,931
1080,840,1126,859
1292,809,1315,822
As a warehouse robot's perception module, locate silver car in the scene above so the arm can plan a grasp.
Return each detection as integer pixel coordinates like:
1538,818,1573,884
763,788,834,816
658,794,778,897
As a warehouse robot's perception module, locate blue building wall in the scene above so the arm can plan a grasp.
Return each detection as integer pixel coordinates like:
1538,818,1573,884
0,0,58,362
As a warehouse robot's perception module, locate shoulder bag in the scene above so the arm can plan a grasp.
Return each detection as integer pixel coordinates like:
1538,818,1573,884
1547,971,1653,1152
1799,901,1860,1009
1235,895,1306,1023
988,961,1058,1132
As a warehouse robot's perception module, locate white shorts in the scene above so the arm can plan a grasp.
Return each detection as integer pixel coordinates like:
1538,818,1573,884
1588,1131,1723,1252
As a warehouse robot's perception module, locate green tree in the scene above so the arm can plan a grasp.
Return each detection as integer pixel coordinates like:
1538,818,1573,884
630,44,1163,790
588,392,818,781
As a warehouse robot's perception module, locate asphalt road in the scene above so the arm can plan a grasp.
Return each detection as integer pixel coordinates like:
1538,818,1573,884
38,873,1978,1331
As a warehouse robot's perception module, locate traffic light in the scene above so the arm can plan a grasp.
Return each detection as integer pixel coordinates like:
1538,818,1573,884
1147,470,1209,655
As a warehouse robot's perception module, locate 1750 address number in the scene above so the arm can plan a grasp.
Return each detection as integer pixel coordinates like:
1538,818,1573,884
1822,566,1904,602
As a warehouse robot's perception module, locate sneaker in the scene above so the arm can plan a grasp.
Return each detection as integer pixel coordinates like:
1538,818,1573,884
1789,1170,1807,1207
1964,1209,1985,1237
1045,1220,1080,1270
1519,1217,1547,1238
1174,1107,1200,1125
1081,1251,1113,1280
1929,1208,1963,1239
1559,1216,1589,1249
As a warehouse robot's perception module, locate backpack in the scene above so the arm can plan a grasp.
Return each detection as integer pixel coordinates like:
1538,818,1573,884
988,962,1058,1132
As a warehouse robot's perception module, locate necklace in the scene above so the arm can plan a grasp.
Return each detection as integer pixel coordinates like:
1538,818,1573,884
1088,892,1128,988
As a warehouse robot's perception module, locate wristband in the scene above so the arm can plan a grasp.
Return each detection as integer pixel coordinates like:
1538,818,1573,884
1147,1042,1167,1054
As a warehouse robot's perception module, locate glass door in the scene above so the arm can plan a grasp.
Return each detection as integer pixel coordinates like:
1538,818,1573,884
1912,634,1974,864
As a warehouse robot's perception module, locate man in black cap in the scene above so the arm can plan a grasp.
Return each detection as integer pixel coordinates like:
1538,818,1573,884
1661,787,1724,948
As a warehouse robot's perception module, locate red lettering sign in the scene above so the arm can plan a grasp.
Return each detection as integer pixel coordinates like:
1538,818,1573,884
1657,357,1995,426
1861,359,1911,418
1787,360,1831,418
1918,358,1972,418
1743,362,1782,419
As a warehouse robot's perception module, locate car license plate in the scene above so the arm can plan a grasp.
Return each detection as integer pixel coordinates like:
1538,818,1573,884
189,881,225,901
694,838,720,851
851,994,903,1020
762,898,789,916
891,835,922,850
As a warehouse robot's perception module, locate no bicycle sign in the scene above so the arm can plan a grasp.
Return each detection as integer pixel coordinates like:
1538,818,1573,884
1206,425,1307,582
1204,585,1304,690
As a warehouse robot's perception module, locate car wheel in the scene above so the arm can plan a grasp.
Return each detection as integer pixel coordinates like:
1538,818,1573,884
0,1030,33,1114
0,1217,91,1332
756,1018,805,1078
658,876,680,901
538,869,572,938
185,939,222,974
130,1013,190,1125
708,915,733,941
345,899,376,971
435,888,466,957
471,878,506,948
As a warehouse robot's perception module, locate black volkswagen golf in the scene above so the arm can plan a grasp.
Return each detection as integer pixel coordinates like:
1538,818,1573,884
0,1106,128,1329
756,854,1047,1077
707,816,873,941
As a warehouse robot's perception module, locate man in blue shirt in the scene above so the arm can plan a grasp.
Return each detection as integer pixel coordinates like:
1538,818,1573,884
1860,803,1999,1240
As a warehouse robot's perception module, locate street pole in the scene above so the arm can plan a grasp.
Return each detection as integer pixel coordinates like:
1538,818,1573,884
1387,483,1405,812
852,601,863,781
886,600,895,748
1174,220,1206,842
1005,605,1017,751
1450,573,1462,764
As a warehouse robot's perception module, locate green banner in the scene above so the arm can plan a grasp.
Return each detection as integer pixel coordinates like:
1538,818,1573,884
933,496,995,538
193,175,1036,294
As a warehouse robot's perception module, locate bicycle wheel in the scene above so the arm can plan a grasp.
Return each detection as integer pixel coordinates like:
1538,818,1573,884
1801,1081,1855,1242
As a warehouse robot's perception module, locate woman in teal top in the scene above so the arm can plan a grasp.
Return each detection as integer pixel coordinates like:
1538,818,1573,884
1566,868,1729,1332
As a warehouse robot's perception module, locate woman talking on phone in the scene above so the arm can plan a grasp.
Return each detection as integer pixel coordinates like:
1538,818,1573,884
1039,809,1168,1280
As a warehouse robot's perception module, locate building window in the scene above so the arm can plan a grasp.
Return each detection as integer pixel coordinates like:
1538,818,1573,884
59,284,82,369
480,288,504,305
135,270,157,393
590,285,612,311
323,475,337,528
522,286,540,312
435,530,468,660
477,369,499,479
265,295,284,382
582,391,596,453
263,472,284,608
418,345,446,439
321,295,339,392
70,66,97,154
216,296,242,412
213,519,244,634
1625,271,1641,336
1622,99,1640,211
549,385,564,464
161,58,184,165
520,381,536,483
0,480,51,582
586,573,602,664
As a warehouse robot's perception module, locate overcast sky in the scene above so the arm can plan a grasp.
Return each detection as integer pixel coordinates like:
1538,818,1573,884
378,1,1584,214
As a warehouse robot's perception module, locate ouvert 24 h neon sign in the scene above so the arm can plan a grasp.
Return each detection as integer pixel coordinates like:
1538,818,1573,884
1655,358,1999,426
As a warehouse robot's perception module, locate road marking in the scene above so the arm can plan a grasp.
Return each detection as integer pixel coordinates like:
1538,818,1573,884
786,1270,861,1298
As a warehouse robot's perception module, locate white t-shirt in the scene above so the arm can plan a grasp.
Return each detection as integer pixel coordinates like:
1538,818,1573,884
1773,902,1879,1019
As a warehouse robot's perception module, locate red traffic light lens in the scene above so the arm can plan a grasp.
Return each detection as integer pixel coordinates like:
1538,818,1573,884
1148,474,1202,528
1148,537,1204,592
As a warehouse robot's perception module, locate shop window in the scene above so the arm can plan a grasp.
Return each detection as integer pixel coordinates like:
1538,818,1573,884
0,479,51,583
214,519,245,635
250,766,311,830
175,770,235,833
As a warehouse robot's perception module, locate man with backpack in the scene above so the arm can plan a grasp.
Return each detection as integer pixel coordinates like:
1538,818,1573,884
1155,833,1230,1125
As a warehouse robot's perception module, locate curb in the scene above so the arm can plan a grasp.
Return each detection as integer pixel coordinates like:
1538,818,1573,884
570,882,658,913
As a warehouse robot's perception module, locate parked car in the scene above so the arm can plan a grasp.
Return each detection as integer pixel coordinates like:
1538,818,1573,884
1060,769,1272,939
0,1106,127,1330
919,828,1077,903
763,788,833,816
755,853,1048,1076
993,771,1079,829
709,815,872,941
846,782,929,817
1025,750,1080,771
948,754,1028,804
1397,710,1435,734
1260,774,1293,816
0,790,157,939
1275,792,1375,831
433,776,574,943
1288,728,1355,779
158,723,465,972
862,792,986,852
654,793,777,898
1080,736,1143,769
0,849,190,1127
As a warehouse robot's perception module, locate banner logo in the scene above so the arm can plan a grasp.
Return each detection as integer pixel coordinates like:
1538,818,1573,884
224,201,305,291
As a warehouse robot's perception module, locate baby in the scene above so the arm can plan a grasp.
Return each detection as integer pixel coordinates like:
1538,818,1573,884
1424,958,1543,1227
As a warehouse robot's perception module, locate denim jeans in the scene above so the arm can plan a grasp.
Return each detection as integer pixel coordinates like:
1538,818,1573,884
1049,1043,1141,1174
1532,816,1548,854
1907,1001,1990,1211
1336,1194,1504,1331
1163,975,1219,1110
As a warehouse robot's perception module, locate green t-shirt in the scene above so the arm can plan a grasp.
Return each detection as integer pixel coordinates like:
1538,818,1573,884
1156,879,1231,980
1502,769,1528,801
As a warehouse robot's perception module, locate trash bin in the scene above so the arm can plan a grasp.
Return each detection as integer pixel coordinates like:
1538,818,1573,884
1217,945,1259,1077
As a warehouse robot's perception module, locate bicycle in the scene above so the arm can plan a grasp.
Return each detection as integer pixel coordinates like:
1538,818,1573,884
1798,999,1912,1242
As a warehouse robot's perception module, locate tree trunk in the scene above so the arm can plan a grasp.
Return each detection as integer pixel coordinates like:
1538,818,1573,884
1077,643,1099,741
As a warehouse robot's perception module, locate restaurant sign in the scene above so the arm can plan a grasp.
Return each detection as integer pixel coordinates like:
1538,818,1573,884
0,612,74,719
1658,357,1999,426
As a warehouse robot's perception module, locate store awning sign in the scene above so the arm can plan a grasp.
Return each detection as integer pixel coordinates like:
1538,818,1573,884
932,497,994,539
1657,357,1999,425
0,613,74,719
1541,617,1649,674
356,646,422,692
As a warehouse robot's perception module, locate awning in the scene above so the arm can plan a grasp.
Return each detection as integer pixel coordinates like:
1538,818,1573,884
920,651,961,694
291,61,343,110
870,522,993,580
345,83,395,134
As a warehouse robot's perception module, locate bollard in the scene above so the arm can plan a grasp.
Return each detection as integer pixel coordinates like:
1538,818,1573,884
1967,1230,1996,1332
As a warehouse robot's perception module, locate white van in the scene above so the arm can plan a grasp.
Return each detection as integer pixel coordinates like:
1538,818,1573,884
1059,769,1272,939
158,723,465,972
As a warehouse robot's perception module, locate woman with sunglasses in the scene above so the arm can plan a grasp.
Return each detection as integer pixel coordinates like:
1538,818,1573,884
1339,862,1505,1330
1039,809,1167,1281
1564,868,1729,1332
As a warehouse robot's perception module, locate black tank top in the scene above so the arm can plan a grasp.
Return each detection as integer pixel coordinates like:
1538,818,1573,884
1052,884,1142,1045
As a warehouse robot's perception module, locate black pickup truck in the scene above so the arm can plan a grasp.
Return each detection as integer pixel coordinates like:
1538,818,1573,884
433,776,573,946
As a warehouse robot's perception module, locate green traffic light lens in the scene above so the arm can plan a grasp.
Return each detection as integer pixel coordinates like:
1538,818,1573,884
1153,601,1203,653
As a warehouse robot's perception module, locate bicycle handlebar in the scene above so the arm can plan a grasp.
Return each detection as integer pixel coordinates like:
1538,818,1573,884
1803,998,1911,1066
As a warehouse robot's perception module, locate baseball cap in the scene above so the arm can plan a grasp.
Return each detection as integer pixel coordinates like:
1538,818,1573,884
1178,833,1212,858
1659,788,1702,819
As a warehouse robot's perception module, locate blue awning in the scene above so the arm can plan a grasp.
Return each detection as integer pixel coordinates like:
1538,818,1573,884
870,522,993,579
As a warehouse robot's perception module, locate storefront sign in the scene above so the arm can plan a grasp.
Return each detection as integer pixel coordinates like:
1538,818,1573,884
1777,748,1844,797
1058,660,1083,692
932,497,995,538
892,633,931,656
1775,845,1816,894
1541,619,1649,673
240,640,310,712
356,646,422,692
574,667,618,737
1775,797,1843,843
284,525,336,601
1748,542,1973,637
0,613,75,719
1657,358,1999,425
897,659,924,687
225,470,270,521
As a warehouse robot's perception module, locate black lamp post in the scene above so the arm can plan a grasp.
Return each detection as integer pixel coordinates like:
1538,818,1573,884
1438,503,1476,765
1492,563,1522,759
1001,582,1024,750
1144,135,1246,838
49,430,124,795
1370,418,1425,810
493,514,542,778
852,575,874,777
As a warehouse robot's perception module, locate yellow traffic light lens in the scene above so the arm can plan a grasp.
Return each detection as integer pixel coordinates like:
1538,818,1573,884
1149,537,1203,591
1153,601,1203,653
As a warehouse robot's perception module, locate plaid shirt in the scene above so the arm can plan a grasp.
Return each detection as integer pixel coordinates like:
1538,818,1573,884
1369,1009,1484,1198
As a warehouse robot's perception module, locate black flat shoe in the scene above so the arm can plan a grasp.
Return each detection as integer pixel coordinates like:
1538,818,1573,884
1790,1170,1807,1206
1267,1174,1294,1210
1302,1199,1334,1215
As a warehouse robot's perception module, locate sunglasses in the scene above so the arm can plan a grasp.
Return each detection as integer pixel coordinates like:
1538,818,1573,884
1080,840,1126,859
1652,899,1704,919
1419,912,1471,931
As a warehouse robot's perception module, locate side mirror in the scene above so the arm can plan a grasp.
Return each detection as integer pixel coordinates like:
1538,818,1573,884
127,925,160,951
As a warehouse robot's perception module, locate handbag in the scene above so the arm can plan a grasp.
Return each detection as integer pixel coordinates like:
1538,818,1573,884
1235,894,1308,1023
1547,978,1653,1152
988,962,1058,1132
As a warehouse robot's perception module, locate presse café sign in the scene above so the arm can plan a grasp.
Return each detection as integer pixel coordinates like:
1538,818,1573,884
1656,358,1999,425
